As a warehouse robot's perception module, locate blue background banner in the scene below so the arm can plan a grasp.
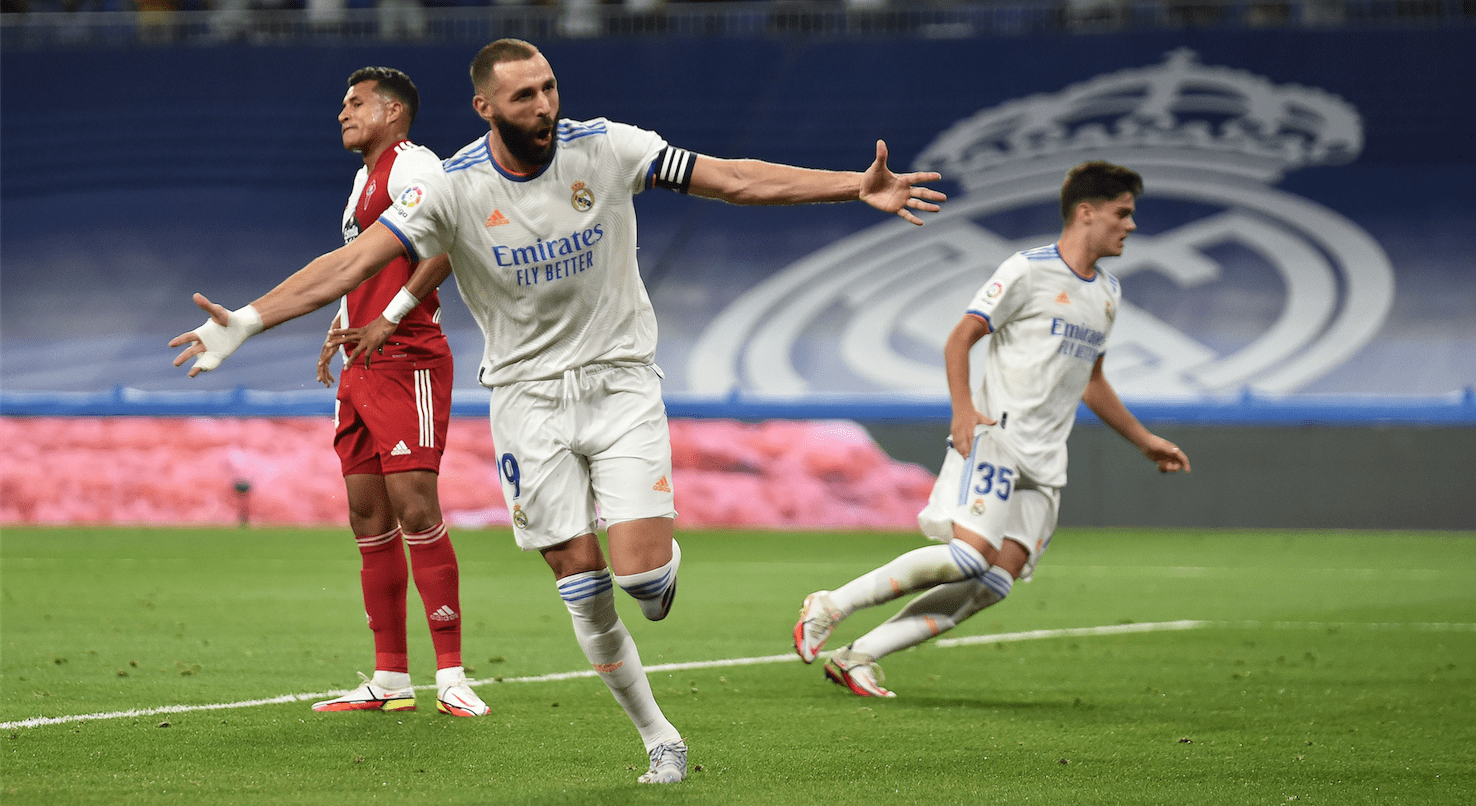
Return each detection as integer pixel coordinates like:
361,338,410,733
4,31,1474,405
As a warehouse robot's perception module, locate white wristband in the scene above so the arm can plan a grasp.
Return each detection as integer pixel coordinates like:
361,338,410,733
189,304,264,374
382,287,420,324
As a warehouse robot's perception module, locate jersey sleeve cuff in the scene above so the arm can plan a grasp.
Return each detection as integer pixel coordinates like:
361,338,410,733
965,309,994,333
377,216,422,263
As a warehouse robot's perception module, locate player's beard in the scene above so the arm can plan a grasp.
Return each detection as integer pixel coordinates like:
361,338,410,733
495,106,559,168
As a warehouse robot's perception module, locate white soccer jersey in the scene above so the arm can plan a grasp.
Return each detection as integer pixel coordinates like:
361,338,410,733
965,243,1122,487
378,118,681,387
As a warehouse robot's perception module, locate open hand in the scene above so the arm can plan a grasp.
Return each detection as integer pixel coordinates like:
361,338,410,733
169,293,231,377
860,140,947,226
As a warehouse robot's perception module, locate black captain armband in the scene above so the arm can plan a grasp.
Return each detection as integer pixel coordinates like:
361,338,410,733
648,147,695,193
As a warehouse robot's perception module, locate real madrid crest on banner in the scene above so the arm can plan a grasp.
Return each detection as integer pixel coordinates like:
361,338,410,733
688,49,1395,399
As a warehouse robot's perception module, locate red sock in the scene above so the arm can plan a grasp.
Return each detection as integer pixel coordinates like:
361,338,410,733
357,528,409,674
405,522,462,670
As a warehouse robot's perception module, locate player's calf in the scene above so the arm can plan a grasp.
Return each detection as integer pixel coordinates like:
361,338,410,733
614,538,680,621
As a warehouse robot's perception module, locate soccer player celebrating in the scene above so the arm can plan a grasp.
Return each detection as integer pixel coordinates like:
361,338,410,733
169,39,946,784
301,67,487,719
793,161,1191,698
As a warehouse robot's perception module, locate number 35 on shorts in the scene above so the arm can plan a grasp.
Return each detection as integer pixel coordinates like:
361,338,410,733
973,462,1014,500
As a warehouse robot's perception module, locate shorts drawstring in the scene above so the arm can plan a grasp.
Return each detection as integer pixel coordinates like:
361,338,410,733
561,366,588,405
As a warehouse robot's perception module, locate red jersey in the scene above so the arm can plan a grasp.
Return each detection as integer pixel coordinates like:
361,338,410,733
339,139,450,368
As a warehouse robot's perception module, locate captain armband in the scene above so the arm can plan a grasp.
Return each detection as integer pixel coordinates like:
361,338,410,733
648,147,695,194
381,287,420,324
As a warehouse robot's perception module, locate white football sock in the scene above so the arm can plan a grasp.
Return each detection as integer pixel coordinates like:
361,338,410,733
613,538,680,621
557,570,681,751
851,566,1014,659
372,670,412,690
435,666,467,689
830,539,990,615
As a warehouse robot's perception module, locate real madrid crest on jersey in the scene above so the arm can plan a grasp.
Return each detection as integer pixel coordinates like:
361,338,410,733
512,504,528,530
571,181,593,212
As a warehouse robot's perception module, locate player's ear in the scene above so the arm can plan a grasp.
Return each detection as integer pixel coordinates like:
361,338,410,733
471,94,494,123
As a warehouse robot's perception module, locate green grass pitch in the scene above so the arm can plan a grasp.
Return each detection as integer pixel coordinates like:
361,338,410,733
2,526,1473,805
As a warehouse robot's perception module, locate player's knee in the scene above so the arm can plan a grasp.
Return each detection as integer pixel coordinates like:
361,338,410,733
393,503,441,535
542,534,606,579
947,538,990,580
995,538,1031,580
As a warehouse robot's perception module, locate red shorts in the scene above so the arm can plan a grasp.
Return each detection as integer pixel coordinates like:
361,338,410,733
334,360,451,477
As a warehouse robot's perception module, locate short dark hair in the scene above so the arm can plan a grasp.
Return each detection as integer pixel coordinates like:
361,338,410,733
347,66,419,128
1060,161,1143,223
470,38,540,93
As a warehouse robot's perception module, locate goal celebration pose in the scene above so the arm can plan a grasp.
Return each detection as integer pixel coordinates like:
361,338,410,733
170,39,945,783
794,161,1191,697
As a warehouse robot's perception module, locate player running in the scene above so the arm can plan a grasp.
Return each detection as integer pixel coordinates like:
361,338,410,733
794,161,1190,698
169,39,946,783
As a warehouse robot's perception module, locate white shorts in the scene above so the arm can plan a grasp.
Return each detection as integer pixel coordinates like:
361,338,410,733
917,426,1060,580
488,364,676,551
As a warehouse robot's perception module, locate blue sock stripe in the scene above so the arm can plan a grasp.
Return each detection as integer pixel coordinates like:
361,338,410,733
982,567,1014,600
948,542,989,579
558,572,613,603
618,570,673,599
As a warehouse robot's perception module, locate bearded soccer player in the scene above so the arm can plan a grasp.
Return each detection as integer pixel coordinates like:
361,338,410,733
170,39,945,783
794,161,1191,697
305,67,487,719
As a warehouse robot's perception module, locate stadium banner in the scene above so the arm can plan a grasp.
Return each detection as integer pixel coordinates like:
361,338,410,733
3,31,1474,414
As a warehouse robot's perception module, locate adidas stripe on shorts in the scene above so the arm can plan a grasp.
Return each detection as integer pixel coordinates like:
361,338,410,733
334,361,451,476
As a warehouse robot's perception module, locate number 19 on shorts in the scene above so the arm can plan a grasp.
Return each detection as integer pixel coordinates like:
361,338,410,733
500,453,521,499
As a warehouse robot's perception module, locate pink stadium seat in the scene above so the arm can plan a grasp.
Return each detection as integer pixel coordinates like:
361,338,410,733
0,417,933,529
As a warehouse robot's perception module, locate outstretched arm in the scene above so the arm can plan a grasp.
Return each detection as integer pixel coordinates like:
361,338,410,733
169,223,406,377
945,315,996,456
1081,355,1191,473
688,140,946,225
337,253,454,369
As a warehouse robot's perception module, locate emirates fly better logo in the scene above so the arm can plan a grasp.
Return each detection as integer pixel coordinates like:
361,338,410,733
688,50,1395,398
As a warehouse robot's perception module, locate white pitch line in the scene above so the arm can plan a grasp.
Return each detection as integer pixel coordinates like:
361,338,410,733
5,619,1472,731
934,619,1209,647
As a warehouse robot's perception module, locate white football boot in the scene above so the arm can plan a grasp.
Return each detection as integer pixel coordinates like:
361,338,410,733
311,671,416,712
638,740,688,784
793,590,844,663
823,646,896,698
435,667,490,717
